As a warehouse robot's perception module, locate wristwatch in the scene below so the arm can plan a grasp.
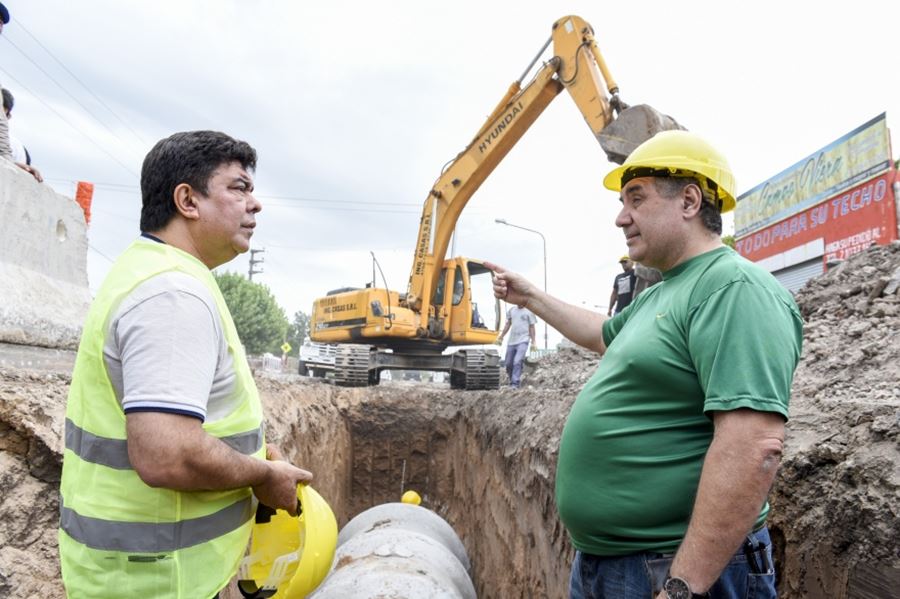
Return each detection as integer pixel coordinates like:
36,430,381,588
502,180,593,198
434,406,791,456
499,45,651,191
663,576,708,599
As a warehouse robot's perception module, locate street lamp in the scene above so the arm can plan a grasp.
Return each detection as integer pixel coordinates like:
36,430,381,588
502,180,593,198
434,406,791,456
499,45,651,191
495,218,548,350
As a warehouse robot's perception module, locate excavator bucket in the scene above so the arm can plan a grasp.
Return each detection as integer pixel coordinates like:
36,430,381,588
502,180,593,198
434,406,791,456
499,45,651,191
598,104,685,164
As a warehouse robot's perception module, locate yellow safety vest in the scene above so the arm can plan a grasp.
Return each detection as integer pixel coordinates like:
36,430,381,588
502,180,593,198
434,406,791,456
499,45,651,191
59,239,266,599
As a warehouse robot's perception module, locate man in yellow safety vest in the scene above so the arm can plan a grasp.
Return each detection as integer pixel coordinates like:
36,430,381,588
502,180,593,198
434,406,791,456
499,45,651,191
59,130,313,598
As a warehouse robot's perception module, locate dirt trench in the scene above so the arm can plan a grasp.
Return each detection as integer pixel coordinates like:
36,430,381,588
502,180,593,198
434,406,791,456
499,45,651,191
219,375,578,598
1,243,899,598
0,371,575,598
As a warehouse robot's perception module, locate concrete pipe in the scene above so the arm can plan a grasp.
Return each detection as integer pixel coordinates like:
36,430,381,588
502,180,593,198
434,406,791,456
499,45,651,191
310,502,476,599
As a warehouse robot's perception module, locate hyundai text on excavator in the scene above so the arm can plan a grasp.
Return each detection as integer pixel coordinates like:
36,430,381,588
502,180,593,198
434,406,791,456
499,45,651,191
310,15,682,388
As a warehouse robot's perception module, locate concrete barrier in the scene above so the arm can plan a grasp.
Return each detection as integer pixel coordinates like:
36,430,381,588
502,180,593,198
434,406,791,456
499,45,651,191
311,502,476,598
0,160,91,349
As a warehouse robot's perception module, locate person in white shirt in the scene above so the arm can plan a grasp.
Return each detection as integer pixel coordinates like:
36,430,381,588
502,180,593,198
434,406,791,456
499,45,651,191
497,303,537,388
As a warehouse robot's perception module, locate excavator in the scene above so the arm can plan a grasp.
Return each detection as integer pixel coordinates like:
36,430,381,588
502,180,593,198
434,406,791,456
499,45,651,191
310,15,682,388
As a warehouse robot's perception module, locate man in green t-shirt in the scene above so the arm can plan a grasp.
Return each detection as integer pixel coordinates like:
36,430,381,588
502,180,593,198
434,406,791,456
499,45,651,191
487,131,802,599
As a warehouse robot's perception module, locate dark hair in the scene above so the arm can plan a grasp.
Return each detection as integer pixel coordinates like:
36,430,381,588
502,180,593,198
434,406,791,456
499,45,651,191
1,88,13,113
653,176,723,235
140,130,257,232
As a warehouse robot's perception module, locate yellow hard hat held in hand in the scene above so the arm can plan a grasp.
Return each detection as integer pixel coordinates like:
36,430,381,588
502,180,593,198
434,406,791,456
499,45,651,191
238,484,338,598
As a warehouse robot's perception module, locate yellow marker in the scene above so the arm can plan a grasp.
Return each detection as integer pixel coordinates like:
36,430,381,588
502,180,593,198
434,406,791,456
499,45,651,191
401,490,422,506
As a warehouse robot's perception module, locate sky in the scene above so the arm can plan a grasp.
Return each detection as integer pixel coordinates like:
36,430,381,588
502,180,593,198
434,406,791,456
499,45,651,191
3,1,899,349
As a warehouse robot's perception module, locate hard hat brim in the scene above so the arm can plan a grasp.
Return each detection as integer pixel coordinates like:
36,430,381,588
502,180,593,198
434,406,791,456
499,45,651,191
603,166,736,213
604,165,629,193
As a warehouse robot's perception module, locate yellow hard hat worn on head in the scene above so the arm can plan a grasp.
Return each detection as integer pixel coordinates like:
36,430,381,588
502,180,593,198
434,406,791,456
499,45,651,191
238,484,338,598
603,130,736,213
618,255,630,263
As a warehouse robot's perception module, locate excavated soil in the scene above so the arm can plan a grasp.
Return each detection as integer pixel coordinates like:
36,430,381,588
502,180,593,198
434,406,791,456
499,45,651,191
771,244,900,598
1,243,899,598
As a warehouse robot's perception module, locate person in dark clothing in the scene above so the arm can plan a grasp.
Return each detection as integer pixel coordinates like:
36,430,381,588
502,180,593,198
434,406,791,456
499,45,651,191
607,255,636,315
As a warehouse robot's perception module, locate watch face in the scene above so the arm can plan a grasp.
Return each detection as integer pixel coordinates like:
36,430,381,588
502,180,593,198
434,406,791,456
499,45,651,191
664,576,692,599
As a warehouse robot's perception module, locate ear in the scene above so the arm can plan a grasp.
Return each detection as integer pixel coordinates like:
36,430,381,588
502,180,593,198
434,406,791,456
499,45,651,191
172,183,200,221
681,183,704,218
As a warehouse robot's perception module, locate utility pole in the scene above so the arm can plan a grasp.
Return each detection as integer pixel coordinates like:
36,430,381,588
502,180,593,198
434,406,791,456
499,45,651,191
248,248,265,281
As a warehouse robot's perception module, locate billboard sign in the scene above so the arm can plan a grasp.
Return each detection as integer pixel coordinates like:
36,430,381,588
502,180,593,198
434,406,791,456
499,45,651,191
735,171,897,263
735,113,892,237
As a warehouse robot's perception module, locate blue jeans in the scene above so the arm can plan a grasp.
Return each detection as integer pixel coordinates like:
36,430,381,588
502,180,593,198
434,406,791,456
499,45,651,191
570,527,776,599
504,342,529,387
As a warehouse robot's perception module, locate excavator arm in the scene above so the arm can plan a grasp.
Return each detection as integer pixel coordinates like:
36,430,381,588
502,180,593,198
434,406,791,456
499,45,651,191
404,15,680,316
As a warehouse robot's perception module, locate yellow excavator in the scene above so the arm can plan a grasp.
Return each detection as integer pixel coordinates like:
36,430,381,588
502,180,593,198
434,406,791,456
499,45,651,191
310,15,682,388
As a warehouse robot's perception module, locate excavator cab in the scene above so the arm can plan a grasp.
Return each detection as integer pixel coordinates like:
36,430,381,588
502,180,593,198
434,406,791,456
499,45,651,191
431,258,500,344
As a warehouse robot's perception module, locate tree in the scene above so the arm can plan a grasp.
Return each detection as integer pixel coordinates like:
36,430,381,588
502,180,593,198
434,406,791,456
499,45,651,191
213,271,289,355
285,310,311,356
721,234,736,249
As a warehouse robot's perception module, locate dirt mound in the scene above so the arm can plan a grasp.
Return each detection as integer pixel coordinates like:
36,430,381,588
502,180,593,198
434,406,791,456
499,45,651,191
771,243,900,597
521,341,600,391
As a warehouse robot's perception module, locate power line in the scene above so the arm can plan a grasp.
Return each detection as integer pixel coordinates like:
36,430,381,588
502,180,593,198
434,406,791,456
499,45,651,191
263,204,420,214
0,66,139,177
41,178,426,212
91,207,139,224
63,180,421,208
261,193,418,207
1,34,143,158
88,244,116,264
12,17,148,145
263,242,407,252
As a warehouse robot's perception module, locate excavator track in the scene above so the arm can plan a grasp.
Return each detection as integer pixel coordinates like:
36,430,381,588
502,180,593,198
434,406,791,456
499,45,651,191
450,349,501,390
333,344,372,387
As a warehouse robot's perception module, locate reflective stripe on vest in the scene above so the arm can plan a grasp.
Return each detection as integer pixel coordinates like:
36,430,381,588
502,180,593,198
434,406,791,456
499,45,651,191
65,418,264,470
60,497,253,553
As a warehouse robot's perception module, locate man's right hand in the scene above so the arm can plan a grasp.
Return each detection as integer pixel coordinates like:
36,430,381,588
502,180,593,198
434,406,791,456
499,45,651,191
253,460,313,516
484,261,536,307
16,162,42,182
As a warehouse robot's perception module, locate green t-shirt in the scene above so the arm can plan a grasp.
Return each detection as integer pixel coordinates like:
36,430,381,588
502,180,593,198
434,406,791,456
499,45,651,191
555,246,802,556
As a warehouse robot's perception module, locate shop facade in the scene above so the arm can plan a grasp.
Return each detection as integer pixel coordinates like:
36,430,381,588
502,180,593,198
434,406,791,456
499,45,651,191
735,114,899,292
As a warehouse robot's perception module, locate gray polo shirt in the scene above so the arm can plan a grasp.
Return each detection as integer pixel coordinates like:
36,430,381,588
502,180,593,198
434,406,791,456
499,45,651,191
103,270,241,423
